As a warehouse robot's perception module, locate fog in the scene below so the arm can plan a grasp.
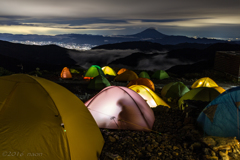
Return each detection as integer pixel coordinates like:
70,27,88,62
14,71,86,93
68,49,195,71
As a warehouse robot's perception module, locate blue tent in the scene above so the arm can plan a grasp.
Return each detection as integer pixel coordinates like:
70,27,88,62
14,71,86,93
197,86,240,139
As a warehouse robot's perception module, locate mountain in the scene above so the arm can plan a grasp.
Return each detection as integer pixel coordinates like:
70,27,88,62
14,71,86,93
128,27,167,39
0,28,238,46
0,40,77,72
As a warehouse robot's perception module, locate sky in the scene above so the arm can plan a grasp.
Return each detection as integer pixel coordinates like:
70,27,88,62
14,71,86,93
0,0,240,39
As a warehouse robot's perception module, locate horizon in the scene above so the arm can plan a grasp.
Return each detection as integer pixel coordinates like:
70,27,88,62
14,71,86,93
0,0,240,40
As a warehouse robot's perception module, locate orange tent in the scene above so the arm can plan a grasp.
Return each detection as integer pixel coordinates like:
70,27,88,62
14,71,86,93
127,78,155,91
85,86,155,131
60,67,72,79
114,70,138,82
117,68,128,75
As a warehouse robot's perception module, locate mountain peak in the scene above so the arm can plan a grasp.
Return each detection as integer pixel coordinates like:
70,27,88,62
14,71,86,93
130,27,167,39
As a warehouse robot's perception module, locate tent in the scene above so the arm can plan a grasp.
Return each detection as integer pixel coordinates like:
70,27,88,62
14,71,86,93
197,86,240,138
178,87,222,110
161,82,190,101
84,65,105,80
88,74,111,90
129,85,170,108
151,70,169,80
191,77,218,89
126,78,155,91
70,68,80,74
114,70,138,82
139,71,150,79
85,86,155,131
102,66,117,76
0,74,104,160
117,68,128,75
60,67,72,79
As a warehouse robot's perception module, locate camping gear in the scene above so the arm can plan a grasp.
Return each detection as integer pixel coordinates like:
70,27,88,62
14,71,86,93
197,86,240,138
102,66,117,76
0,74,104,160
114,70,138,82
151,70,169,80
178,87,222,110
191,77,218,89
127,78,155,91
139,71,150,79
88,74,111,90
161,82,190,101
129,85,170,108
85,86,155,131
60,67,72,79
84,65,105,80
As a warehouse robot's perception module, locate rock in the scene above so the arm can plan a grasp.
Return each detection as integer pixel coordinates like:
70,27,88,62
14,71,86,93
190,142,202,150
203,155,218,160
173,146,179,150
109,136,116,142
218,151,229,160
172,151,179,156
104,152,123,160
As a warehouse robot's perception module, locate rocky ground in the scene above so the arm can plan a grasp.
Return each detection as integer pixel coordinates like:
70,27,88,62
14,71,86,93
54,76,240,160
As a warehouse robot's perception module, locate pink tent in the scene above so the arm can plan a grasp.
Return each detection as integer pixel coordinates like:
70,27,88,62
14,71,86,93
85,86,155,131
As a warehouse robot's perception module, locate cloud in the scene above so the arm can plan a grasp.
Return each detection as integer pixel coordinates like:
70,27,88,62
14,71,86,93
67,49,195,71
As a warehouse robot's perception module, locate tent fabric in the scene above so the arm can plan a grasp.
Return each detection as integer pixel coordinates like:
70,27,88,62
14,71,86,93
191,77,218,89
87,74,111,90
70,68,80,74
213,86,226,94
129,85,170,108
114,70,138,82
197,86,240,138
161,82,190,100
84,65,105,80
178,87,221,110
139,71,150,79
102,66,117,76
60,67,72,79
126,78,155,91
85,86,155,131
0,74,104,160
151,70,169,80
117,68,128,75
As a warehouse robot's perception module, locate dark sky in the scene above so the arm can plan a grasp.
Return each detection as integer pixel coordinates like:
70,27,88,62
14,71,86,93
0,0,240,39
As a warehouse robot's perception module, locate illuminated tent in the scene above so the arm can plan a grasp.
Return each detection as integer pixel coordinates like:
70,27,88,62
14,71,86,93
114,70,138,82
102,66,117,76
129,85,170,108
151,70,169,80
84,65,105,80
0,74,104,160
178,87,222,110
85,86,155,131
60,67,72,79
126,78,155,91
197,86,240,138
117,68,128,75
139,71,150,79
161,82,190,101
191,77,218,89
87,74,111,90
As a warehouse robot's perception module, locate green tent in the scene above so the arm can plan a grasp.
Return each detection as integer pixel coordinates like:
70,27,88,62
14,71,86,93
139,71,150,79
70,68,80,74
178,87,221,110
84,65,105,79
88,74,111,90
161,82,190,101
151,70,169,80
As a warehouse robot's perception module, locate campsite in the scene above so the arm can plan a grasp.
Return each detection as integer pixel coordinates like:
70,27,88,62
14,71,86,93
1,64,240,160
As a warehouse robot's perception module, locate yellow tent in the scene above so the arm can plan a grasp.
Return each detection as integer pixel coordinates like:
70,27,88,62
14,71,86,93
102,66,117,76
60,67,72,79
0,74,104,160
114,70,138,82
191,77,218,88
129,85,170,108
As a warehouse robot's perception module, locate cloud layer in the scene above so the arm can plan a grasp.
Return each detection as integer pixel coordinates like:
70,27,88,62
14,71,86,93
0,0,240,38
